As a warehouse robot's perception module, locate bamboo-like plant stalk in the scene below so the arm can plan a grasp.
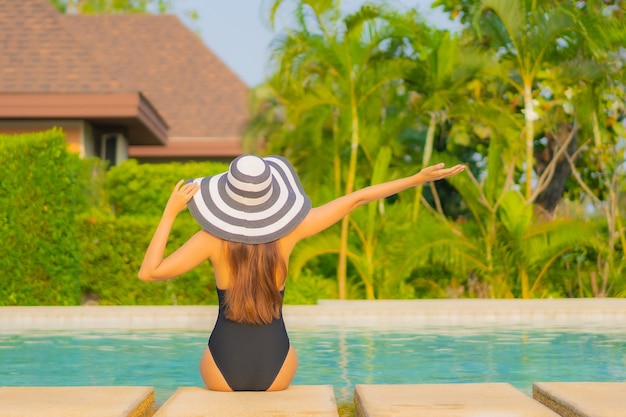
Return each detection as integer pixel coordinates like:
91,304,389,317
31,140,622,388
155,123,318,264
412,113,437,221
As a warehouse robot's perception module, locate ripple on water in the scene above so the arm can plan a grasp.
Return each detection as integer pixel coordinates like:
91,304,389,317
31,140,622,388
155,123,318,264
1,326,625,404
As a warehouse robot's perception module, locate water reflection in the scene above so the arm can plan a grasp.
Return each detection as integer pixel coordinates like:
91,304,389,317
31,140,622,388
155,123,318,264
290,326,626,402
1,326,625,404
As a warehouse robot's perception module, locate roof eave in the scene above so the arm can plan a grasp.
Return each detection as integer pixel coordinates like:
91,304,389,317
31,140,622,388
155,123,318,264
129,137,243,158
0,93,168,145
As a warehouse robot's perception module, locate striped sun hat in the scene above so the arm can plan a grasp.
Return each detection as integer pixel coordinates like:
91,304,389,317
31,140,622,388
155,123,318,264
186,154,312,244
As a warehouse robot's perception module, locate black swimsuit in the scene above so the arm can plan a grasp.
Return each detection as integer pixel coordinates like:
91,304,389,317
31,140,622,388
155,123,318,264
208,288,290,391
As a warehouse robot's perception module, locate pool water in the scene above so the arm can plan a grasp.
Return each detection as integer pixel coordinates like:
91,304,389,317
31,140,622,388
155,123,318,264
1,326,625,404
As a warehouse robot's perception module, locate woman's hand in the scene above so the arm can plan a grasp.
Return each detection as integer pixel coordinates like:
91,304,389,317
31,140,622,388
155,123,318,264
139,179,203,282
415,163,465,184
164,180,200,217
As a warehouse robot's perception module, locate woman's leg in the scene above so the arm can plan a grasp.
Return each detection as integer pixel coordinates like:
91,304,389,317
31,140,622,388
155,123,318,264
199,346,232,392
267,345,298,391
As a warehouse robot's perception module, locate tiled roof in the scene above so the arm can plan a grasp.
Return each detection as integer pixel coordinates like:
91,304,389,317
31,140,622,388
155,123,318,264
62,14,249,139
0,0,249,156
0,0,125,93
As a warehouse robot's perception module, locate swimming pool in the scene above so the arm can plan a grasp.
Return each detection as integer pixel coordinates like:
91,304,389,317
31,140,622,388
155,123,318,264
1,325,625,404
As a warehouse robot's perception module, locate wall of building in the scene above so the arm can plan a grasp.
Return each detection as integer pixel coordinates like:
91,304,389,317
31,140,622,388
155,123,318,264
0,120,92,157
0,120,131,167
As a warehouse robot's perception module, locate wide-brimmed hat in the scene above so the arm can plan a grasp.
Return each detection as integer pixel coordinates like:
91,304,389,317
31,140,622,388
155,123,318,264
186,154,312,244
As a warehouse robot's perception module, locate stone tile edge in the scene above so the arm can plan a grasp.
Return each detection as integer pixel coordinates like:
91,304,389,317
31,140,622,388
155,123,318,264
1,299,626,330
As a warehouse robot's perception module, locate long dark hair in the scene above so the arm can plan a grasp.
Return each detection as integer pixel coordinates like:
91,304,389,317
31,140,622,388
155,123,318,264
222,240,286,324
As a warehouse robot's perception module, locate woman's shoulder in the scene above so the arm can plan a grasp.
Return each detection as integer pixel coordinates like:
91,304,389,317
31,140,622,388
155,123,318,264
188,229,222,258
196,229,219,240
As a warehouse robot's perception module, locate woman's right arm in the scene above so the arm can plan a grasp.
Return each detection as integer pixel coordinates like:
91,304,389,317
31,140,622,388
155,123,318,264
289,163,465,241
138,180,217,281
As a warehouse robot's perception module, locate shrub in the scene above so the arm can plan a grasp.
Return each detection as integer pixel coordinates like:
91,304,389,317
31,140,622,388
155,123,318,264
0,129,84,305
77,213,218,305
283,270,337,304
89,158,230,304
105,159,228,216
0,143,332,305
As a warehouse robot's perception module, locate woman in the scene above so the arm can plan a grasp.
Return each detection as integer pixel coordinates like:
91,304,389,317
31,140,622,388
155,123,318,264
138,154,464,392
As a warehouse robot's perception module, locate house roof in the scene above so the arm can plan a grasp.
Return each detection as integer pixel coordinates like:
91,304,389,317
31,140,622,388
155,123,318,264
62,14,249,157
0,0,167,145
0,0,123,94
0,0,249,156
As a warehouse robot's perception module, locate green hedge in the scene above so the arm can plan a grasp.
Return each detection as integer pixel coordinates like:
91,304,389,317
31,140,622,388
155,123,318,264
77,213,218,305
105,159,228,216
77,213,335,305
86,158,335,305
0,136,332,305
0,129,84,305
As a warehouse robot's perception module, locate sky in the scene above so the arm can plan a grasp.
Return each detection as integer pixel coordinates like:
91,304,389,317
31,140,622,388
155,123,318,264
171,0,462,87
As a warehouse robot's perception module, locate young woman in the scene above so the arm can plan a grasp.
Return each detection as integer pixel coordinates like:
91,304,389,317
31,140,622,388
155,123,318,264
138,154,464,392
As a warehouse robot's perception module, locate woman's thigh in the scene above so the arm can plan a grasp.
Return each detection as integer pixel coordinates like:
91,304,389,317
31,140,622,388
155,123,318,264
267,344,298,391
199,346,232,391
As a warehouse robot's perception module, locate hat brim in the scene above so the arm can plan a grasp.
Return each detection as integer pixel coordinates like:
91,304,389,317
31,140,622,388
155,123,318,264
187,155,311,244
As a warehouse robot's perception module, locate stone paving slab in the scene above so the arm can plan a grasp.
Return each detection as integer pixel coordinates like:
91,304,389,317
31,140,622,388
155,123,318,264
354,383,560,417
0,386,155,417
152,386,338,417
533,382,626,417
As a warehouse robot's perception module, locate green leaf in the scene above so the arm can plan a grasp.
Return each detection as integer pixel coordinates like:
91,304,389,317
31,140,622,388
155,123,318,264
498,190,531,242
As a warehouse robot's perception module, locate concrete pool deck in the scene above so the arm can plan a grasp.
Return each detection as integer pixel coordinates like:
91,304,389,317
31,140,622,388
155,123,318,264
4,383,626,417
0,386,339,417
153,386,339,417
0,386,155,417
2,298,626,330
354,383,562,417
533,382,626,417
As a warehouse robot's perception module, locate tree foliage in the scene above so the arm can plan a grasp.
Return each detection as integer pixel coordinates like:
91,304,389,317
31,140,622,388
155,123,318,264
19,0,624,301
50,0,173,13
250,0,626,299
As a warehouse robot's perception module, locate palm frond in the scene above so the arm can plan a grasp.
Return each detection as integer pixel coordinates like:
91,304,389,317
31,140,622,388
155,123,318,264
267,0,286,30
384,206,485,280
524,219,597,267
343,3,383,39
366,146,392,237
356,58,413,103
473,0,524,50
528,6,580,76
288,232,341,280
497,190,532,243
436,153,491,231
558,58,605,84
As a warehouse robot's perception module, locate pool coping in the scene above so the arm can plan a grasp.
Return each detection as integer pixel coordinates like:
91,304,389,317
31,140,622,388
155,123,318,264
2,298,626,331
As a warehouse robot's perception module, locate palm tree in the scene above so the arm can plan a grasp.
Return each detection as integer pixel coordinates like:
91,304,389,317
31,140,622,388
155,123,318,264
552,20,626,292
470,0,601,202
431,138,597,298
289,147,399,299
264,0,414,298
403,29,491,220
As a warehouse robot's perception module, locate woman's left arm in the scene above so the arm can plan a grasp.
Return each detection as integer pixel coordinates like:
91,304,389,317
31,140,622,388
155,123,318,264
138,180,211,281
287,163,465,242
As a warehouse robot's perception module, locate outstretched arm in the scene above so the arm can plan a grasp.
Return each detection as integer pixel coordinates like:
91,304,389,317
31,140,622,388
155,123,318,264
289,163,465,242
138,180,212,282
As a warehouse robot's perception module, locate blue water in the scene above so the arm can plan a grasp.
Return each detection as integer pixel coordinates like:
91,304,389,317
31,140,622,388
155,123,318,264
1,326,625,404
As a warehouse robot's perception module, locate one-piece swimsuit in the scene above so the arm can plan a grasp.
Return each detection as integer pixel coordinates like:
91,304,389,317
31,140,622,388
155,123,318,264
208,288,289,391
